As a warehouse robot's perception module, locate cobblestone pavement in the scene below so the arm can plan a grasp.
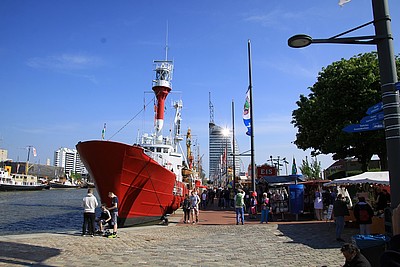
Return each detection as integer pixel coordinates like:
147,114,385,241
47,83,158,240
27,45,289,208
0,208,358,267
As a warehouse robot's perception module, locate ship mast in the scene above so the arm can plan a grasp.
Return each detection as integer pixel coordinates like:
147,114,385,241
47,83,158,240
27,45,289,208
186,128,193,169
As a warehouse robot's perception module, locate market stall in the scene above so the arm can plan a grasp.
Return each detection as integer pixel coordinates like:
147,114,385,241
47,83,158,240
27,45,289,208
323,171,389,186
259,175,305,220
299,180,331,214
324,171,390,234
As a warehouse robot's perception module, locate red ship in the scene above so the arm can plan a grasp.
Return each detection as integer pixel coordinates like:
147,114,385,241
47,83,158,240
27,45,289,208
76,58,188,226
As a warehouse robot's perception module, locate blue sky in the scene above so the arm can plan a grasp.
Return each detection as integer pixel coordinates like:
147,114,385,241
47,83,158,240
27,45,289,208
1,0,399,176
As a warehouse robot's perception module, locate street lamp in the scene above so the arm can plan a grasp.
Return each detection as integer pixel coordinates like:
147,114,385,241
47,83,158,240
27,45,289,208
288,0,400,228
270,156,284,175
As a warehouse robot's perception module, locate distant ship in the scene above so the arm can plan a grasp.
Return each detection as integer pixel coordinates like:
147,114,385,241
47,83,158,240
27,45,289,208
77,56,188,226
0,166,45,191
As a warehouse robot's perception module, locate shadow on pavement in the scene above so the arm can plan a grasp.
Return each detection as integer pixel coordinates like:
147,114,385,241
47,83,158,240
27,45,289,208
0,241,60,266
277,222,358,249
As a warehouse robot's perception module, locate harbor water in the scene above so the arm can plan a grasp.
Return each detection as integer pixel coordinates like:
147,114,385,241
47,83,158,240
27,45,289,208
0,188,99,235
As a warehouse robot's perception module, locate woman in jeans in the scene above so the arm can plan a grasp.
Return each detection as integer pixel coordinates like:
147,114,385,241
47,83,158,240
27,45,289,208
260,193,270,224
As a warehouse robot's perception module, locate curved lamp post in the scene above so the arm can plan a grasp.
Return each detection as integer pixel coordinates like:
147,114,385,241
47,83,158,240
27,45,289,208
288,0,400,233
222,128,230,188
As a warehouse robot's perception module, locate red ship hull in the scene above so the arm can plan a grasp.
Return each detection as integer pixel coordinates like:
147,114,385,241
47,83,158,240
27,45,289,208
76,140,186,226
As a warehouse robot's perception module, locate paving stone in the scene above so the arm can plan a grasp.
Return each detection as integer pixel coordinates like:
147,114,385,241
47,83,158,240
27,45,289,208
0,208,359,266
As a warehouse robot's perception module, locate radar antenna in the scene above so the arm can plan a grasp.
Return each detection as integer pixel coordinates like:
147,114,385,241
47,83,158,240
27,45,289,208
209,92,214,124
165,21,169,60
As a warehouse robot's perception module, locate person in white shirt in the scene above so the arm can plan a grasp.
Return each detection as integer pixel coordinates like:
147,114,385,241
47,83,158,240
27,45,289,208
190,190,201,224
82,188,98,236
314,190,324,221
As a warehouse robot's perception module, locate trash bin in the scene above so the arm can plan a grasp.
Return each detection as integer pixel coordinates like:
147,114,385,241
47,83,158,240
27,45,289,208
352,234,390,267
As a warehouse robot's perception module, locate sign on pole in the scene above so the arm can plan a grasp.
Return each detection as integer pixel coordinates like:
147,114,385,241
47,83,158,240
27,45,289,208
342,122,384,133
360,111,384,124
366,102,383,115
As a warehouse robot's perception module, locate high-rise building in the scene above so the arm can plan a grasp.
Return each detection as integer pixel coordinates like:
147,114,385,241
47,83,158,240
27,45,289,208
0,149,8,162
54,147,87,175
209,122,240,185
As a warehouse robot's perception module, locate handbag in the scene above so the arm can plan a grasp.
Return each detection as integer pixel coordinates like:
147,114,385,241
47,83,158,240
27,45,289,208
250,206,257,215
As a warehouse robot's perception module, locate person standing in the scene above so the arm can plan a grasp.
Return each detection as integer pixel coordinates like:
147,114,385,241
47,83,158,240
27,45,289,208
376,188,390,212
107,192,119,238
333,194,350,242
201,190,207,210
353,196,374,235
224,188,230,209
249,193,258,219
190,190,201,224
82,188,98,237
260,192,270,224
182,194,191,223
314,190,324,221
235,188,246,225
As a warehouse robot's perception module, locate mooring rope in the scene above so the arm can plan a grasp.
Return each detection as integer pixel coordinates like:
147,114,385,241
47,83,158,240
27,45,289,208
108,96,155,140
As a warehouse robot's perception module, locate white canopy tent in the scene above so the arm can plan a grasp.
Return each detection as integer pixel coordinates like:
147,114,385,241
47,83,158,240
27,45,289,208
323,171,390,186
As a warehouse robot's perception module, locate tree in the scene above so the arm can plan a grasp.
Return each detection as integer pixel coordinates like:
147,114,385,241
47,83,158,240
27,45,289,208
299,156,321,180
292,52,400,171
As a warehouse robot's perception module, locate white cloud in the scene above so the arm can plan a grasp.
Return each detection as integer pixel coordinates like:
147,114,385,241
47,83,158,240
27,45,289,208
243,7,322,30
26,53,103,71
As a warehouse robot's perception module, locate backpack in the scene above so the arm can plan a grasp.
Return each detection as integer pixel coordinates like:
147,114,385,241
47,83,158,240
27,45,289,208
236,193,244,207
358,205,370,221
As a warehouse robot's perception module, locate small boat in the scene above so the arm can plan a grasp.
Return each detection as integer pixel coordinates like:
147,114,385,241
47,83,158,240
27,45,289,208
77,54,189,226
49,180,79,189
0,167,45,191
80,182,95,188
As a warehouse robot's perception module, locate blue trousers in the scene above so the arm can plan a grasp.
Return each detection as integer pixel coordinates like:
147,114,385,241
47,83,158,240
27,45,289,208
236,207,244,224
261,209,270,223
335,216,345,238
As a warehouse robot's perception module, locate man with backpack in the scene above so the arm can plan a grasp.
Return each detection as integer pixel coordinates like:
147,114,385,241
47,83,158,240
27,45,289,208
353,196,374,235
234,188,246,225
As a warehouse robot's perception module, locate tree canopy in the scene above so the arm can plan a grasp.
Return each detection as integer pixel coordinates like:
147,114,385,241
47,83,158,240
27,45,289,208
292,52,400,171
299,156,322,180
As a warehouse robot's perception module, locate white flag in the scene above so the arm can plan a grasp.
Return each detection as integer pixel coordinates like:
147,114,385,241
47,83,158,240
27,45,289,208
32,147,37,157
338,0,351,7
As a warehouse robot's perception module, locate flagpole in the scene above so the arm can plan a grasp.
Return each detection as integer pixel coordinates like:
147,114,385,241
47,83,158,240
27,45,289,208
232,99,236,192
248,40,256,193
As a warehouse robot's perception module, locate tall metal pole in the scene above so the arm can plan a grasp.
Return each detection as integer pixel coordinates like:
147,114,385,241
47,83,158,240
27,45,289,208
225,137,228,187
26,146,31,175
232,100,236,192
248,40,256,193
372,0,400,210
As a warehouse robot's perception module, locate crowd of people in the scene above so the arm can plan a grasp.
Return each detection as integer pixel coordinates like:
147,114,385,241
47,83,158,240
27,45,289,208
80,186,399,266
179,186,277,225
308,186,391,239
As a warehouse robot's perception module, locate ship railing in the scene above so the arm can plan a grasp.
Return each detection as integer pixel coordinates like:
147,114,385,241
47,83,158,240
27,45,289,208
143,149,175,171
173,184,183,196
